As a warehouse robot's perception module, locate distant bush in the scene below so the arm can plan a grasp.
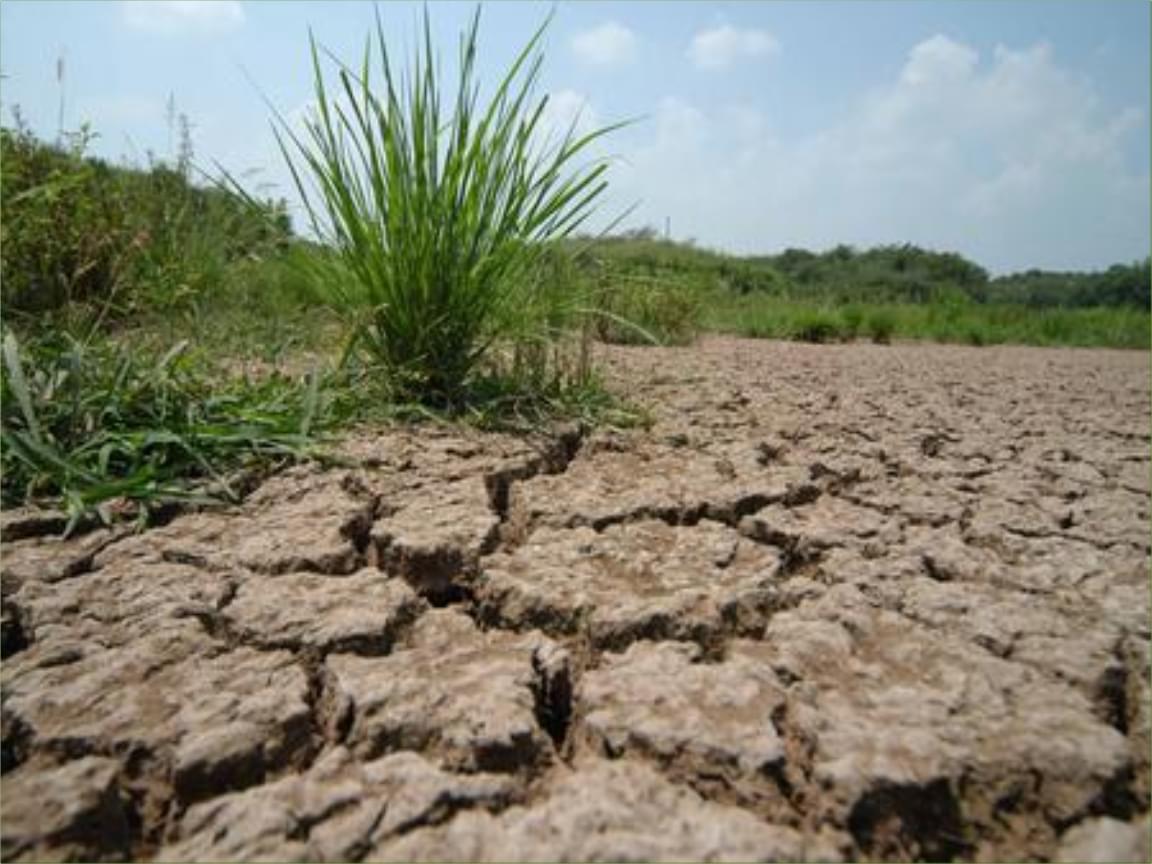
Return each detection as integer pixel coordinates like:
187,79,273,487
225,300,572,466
964,326,988,346
840,304,865,340
865,310,896,344
586,233,1147,349
791,309,844,344
718,259,790,295
754,243,991,305
568,233,1147,316
986,260,1151,310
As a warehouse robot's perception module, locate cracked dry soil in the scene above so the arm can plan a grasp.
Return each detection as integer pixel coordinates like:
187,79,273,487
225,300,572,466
1,337,1149,862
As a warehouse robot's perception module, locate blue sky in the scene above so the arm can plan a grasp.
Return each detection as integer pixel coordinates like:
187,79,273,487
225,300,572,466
1,1,1148,273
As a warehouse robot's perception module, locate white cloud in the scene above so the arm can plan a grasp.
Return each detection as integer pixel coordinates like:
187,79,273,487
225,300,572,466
120,1,245,35
571,21,637,66
539,89,601,141
604,35,1148,272
654,97,706,148
901,34,978,86
688,24,779,70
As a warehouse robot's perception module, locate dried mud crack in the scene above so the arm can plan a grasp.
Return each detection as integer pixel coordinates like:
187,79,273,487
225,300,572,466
1,337,1149,862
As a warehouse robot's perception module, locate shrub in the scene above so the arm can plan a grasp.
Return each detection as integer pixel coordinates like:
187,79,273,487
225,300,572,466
1,125,131,315
273,8,622,402
840,304,864,340
865,310,896,344
1035,312,1074,344
964,326,988,346
792,310,844,343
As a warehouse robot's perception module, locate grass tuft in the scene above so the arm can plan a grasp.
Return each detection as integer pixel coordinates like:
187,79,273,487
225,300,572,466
268,7,625,402
0,329,326,532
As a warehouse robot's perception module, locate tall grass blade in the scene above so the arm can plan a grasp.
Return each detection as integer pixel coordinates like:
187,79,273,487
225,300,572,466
2,330,43,443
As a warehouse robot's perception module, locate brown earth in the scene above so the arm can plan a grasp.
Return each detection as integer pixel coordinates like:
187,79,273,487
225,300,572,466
2,336,1149,862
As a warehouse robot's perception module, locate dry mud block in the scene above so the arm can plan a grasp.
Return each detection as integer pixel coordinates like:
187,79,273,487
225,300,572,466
0,526,134,663
158,747,519,862
93,469,375,576
327,609,569,773
739,495,902,557
573,640,794,818
507,441,818,533
334,426,584,601
370,478,499,601
7,557,233,651
222,567,427,655
2,636,314,840
372,758,840,862
1,755,132,862
1054,816,1151,863
0,527,125,592
478,519,782,652
331,424,576,484
761,595,1136,860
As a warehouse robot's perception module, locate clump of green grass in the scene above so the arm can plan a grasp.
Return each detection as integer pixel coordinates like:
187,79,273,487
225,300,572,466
0,329,325,532
271,8,624,402
791,308,846,343
864,309,896,344
590,271,702,346
839,304,865,340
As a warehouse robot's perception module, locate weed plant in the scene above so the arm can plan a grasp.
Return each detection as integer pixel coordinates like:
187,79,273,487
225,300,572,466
0,329,325,531
864,309,896,344
790,308,844,344
273,8,624,402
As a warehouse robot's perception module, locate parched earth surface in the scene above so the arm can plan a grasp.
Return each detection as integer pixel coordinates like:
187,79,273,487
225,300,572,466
2,337,1149,862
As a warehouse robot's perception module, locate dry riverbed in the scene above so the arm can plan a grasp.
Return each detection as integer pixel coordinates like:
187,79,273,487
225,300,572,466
2,337,1149,862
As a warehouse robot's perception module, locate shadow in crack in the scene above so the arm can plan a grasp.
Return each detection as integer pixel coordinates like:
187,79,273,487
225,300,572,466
847,778,972,861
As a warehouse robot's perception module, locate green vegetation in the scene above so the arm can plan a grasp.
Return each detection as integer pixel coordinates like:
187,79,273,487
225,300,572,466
1,119,289,325
267,8,622,403
755,243,991,305
561,231,1149,349
564,231,749,345
704,297,1149,349
585,266,702,346
0,116,321,529
0,329,325,532
985,261,1150,309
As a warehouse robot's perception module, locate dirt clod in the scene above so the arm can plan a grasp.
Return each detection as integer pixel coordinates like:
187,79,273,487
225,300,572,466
327,609,564,774
479,519,782,653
